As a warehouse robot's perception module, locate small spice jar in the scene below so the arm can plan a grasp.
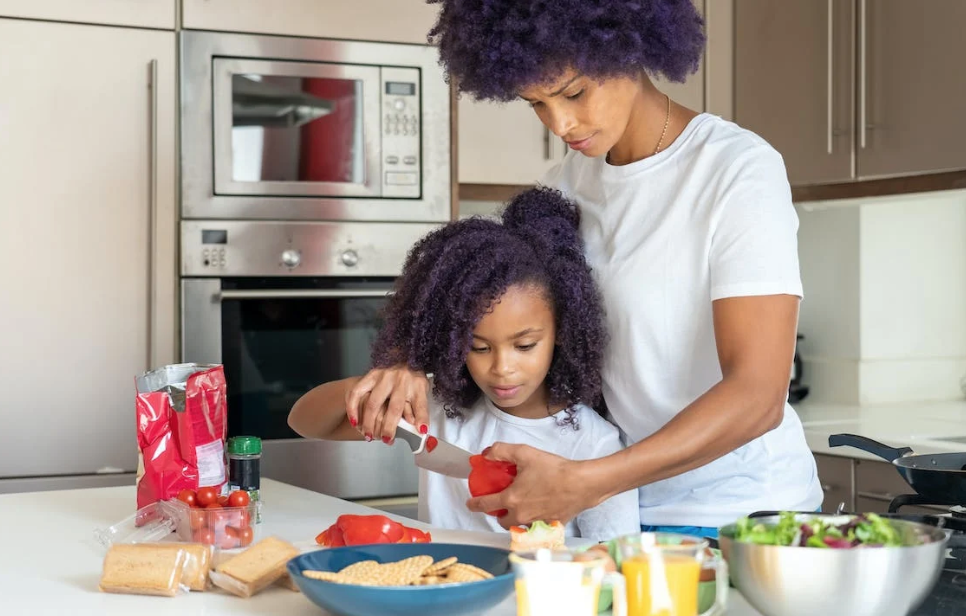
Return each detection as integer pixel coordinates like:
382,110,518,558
227,436,262,522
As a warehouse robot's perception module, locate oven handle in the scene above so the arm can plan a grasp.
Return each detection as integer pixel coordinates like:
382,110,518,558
215,289,393,301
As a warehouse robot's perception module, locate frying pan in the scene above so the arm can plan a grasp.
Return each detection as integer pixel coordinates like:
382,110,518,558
829,434,966,505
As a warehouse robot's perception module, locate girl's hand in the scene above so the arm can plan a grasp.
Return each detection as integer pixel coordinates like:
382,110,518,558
345,366,430,444
465,443,599,528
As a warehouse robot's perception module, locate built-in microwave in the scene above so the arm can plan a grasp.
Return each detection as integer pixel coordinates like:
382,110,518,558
180,30,451,223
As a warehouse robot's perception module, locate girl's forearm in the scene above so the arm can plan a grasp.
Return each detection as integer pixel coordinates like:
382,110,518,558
288,377,364,441
585,375,786,503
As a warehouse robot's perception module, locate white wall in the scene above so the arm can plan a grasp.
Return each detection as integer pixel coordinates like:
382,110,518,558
797,189,966,404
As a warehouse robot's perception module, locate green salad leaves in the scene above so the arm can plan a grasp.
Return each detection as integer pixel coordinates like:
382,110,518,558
733,512,905,548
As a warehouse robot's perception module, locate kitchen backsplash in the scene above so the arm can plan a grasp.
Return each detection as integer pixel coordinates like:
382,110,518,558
797,188,966,405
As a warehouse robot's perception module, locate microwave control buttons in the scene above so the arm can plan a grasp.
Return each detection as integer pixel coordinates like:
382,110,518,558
203,248,226,268
281,249,301,268
386,155,399,165
341,249,359,267
403,156,417,165
393,98,406,111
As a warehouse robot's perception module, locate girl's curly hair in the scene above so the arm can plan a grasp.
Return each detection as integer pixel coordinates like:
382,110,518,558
427,0,706,101
371,187,607,417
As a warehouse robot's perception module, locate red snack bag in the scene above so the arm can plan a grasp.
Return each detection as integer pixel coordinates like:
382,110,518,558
135,363,229,511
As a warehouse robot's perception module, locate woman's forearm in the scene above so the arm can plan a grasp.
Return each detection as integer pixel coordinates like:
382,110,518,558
586,375,787,503
288,377,364,441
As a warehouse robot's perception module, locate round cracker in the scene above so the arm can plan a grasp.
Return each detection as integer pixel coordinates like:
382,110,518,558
423,556,458,576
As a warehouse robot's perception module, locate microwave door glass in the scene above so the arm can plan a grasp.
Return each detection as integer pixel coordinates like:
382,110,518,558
230,73,365,185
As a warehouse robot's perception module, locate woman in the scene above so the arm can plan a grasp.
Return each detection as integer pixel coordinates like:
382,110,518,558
345,0,822,537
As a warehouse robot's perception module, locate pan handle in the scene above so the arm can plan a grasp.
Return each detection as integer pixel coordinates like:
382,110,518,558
828,434,913,462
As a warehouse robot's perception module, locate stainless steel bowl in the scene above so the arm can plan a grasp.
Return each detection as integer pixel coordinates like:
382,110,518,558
718,514,949,616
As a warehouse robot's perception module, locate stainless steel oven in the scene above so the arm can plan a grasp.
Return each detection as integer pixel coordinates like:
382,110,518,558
180,30,450,222
180,220,438,501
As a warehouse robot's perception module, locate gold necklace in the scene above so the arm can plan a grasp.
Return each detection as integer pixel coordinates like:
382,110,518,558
653,94,671,155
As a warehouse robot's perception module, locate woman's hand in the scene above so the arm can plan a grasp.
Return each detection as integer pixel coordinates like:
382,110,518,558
465,443,600,528
345,366,430,444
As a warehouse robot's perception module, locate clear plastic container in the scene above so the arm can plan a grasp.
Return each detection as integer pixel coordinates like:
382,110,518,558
94,502,177,550
159,498,262,550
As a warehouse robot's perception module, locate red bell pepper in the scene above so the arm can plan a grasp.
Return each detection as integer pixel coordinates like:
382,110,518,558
468,453,518,517
315,514,431,547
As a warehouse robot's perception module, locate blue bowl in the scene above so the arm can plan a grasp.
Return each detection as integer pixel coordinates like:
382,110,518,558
287,543,515,616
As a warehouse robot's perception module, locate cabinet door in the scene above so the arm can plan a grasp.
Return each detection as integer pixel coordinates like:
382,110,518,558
0,0,174,29
854,459,949,515
458,98,566,185
856,0,966,178
0,20,177,477
814,454,854,513
182,0,440,45
734,0,853,185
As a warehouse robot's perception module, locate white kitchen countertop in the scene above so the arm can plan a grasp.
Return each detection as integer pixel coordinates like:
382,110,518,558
795,399,966,460
1,478,762,616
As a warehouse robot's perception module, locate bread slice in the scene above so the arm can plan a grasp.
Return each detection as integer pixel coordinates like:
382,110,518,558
173,543,212,591
99,544,188,597
213,536,299,598
509,520,566,552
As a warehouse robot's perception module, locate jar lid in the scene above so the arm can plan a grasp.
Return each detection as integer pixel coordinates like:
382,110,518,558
227,436,262,455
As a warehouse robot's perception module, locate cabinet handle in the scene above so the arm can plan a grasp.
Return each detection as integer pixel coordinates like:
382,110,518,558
826,0,834,154
859,0,868,149
147,59,158,370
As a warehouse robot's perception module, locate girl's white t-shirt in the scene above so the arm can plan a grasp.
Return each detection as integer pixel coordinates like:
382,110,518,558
542,113,824,527
417,395,641,542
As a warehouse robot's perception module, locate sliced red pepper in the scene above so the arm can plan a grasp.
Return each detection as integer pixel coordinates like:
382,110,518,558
315,523,346,547
468,453,518,517
338,514,406,545
407,527,432,543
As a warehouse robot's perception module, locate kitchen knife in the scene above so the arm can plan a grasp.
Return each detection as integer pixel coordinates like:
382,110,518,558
395,419,472,479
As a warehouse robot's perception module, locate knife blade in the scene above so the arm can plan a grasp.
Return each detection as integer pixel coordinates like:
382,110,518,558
396,419,473,479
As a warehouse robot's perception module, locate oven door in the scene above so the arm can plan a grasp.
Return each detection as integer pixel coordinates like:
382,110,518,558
182,277,419,500
212,58,383,199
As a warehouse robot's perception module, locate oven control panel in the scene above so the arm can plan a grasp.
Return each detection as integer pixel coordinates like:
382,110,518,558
181,220,441,277
381,67,421,199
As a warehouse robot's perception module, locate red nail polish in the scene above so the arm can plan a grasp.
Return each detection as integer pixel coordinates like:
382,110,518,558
425,436,439,453
418,424,428,435
482,446,492,456
349,417,358,427
364,433,372,442
382,436,392,444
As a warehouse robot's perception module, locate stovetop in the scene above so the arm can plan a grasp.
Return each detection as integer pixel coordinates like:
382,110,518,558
886,496,966,615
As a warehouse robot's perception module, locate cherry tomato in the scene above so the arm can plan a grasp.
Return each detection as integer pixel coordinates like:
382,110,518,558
228,490,250,507
192,527,215,545
205,502,223,509
237,526,254,547
188,508,207,530
176,489,197,508
196,486,219,507
217,532,239,550
217,495,229,506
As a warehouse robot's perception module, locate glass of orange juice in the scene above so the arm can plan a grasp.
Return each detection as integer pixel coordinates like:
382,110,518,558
617,533,728,616
510,548,628,616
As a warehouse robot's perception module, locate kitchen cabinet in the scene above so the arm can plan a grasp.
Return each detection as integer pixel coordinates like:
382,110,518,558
458,0,707,186
0,0,175,29
735,0,966,185
0,20,177,480
815,453,854,513
181,0,440,45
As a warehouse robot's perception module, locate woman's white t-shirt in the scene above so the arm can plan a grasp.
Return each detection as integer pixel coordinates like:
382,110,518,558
542,113,824,527
417,395,641,541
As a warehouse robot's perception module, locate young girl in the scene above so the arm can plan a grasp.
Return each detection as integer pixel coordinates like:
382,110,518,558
288,187,640,541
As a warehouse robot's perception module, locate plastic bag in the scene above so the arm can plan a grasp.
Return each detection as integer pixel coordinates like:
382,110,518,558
135,363,229,510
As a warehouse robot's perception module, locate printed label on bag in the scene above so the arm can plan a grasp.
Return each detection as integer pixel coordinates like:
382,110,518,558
196,440,226,487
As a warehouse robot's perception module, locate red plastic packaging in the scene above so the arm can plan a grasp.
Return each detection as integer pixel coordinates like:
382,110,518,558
135,364,229,511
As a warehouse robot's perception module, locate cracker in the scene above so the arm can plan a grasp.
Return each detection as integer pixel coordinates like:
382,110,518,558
423,556,458,576
446,562,493,580
376,555,434,585
338,560,380,580
414,575,447,585
303,570,344,583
